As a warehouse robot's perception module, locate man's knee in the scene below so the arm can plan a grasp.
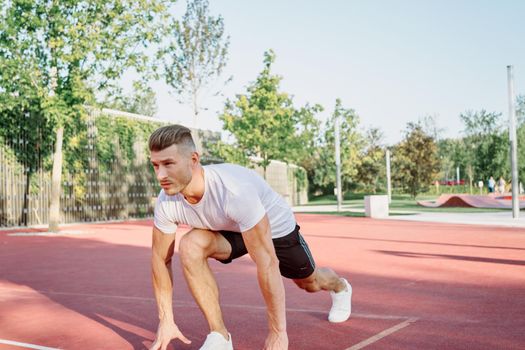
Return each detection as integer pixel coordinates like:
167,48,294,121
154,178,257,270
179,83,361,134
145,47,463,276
179,229,213,263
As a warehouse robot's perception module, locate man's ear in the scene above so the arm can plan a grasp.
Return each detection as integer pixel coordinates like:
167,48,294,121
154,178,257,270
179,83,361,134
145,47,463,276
191,151,200,165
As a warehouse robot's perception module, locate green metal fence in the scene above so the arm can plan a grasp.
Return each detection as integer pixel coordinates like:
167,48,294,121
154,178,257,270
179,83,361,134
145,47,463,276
1,108,307,228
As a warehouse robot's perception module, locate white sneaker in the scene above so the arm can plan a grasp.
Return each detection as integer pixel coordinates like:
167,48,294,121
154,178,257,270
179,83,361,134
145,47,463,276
199,331,233,350
328,278,352,323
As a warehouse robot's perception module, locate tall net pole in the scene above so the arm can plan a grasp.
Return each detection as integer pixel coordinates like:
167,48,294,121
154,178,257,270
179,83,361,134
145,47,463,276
507,65,519,218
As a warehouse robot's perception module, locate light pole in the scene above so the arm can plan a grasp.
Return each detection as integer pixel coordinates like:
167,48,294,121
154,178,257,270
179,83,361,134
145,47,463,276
335,111,342,212
386,149,392,203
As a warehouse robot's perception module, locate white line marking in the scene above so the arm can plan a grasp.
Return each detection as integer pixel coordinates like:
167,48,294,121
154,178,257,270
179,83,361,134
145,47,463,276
7,230,84,236
345,317,418,350
221,303,412,320
0,287,154,301
1,287,415,321
0,339,61,350
2,287,420,350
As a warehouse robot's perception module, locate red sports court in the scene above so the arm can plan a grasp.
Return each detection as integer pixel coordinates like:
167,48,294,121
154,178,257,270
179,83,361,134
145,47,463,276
1,214,524,349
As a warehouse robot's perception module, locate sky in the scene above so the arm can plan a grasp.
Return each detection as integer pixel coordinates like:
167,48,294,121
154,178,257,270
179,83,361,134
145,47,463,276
138,0,525,145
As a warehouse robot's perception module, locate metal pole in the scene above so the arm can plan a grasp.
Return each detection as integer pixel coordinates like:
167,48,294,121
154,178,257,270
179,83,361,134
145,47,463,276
507,65,519,218
386,149,392,203
335,113,342,212
456,166,460,186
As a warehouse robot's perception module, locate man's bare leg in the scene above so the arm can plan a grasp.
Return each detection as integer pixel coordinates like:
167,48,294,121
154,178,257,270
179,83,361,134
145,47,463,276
293,267,352,323
292,267,346,292
179,229,232,340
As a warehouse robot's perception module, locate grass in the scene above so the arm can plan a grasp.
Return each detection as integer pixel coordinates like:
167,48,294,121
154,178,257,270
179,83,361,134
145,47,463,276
298,192,513,216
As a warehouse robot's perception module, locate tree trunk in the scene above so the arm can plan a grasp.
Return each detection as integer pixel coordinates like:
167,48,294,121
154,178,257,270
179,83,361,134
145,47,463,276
20,171,32,226
48,126,63,233
192,88,199,128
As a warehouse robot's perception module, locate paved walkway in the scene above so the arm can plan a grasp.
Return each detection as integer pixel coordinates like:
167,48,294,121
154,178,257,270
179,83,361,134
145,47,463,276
293,204,525,229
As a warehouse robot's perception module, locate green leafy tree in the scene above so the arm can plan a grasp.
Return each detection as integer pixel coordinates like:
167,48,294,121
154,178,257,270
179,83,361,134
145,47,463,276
312,99,363,194
437,138,472,190
0,0,174,231
460,110,508,182
355,127,385,193
102,81,158,117
288,104,322,188
161,0,230,127
517,94,525,124
420,114,445,141
461,109,501,136
392,122,440,198
514,95,525,184
214,50,320,179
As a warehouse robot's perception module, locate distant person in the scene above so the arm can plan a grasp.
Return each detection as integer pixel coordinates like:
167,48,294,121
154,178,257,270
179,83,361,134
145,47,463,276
148,125,352,350
488,176,495,193
497,177,506,194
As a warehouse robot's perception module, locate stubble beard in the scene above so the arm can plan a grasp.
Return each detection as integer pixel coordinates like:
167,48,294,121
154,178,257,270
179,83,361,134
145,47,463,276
164,183,184,196
163,171,192,196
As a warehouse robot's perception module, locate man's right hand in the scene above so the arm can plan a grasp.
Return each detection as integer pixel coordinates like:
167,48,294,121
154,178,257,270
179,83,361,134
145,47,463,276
149,320,191,350
263,331,288,350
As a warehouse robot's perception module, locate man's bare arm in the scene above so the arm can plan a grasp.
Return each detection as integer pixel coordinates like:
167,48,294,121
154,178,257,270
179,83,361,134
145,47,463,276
242,215,288,350
150,226,190,350
151,226,176,320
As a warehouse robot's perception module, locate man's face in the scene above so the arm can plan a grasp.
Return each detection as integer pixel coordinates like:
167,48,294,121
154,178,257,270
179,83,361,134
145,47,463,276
150,144,195,195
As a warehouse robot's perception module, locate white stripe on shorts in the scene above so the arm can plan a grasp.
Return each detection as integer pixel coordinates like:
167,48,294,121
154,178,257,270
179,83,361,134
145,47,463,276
298,233,316,269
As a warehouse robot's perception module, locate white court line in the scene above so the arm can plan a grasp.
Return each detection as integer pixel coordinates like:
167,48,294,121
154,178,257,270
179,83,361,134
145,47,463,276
345,317,419,350
0,287,154,302
0,339,61,350
221,302,411,320
3,286,420,349
7,230,84,237
1,287,414,321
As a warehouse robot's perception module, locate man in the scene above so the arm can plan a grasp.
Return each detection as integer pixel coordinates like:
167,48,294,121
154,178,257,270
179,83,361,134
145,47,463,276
148,125,352,350
488,176,495,193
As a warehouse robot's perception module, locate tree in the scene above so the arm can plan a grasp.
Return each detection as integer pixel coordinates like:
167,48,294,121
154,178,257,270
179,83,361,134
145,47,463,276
312,99,363,194
0,99,55,226
461,109,501,136
460,110,508,182
102,81,158,117
161,0,230,127
420,114,445,141
392,122,440,198
355,128,385,193
437,138,470,186
0,0,175,231
514,95,525,183
517,94,525,125
214,50,320,179
287,103,322,188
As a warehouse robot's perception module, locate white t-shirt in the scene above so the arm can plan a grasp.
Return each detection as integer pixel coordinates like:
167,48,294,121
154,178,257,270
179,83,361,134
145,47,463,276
153,163,296,238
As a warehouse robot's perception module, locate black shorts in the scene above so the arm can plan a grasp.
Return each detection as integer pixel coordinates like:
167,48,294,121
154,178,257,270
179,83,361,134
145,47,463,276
217,225,316,279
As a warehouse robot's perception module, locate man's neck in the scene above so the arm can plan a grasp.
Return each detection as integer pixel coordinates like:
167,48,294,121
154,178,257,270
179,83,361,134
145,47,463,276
181,165,205,204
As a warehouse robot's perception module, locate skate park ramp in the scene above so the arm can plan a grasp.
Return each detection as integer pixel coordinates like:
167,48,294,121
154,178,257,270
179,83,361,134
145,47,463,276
417,194,525,209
